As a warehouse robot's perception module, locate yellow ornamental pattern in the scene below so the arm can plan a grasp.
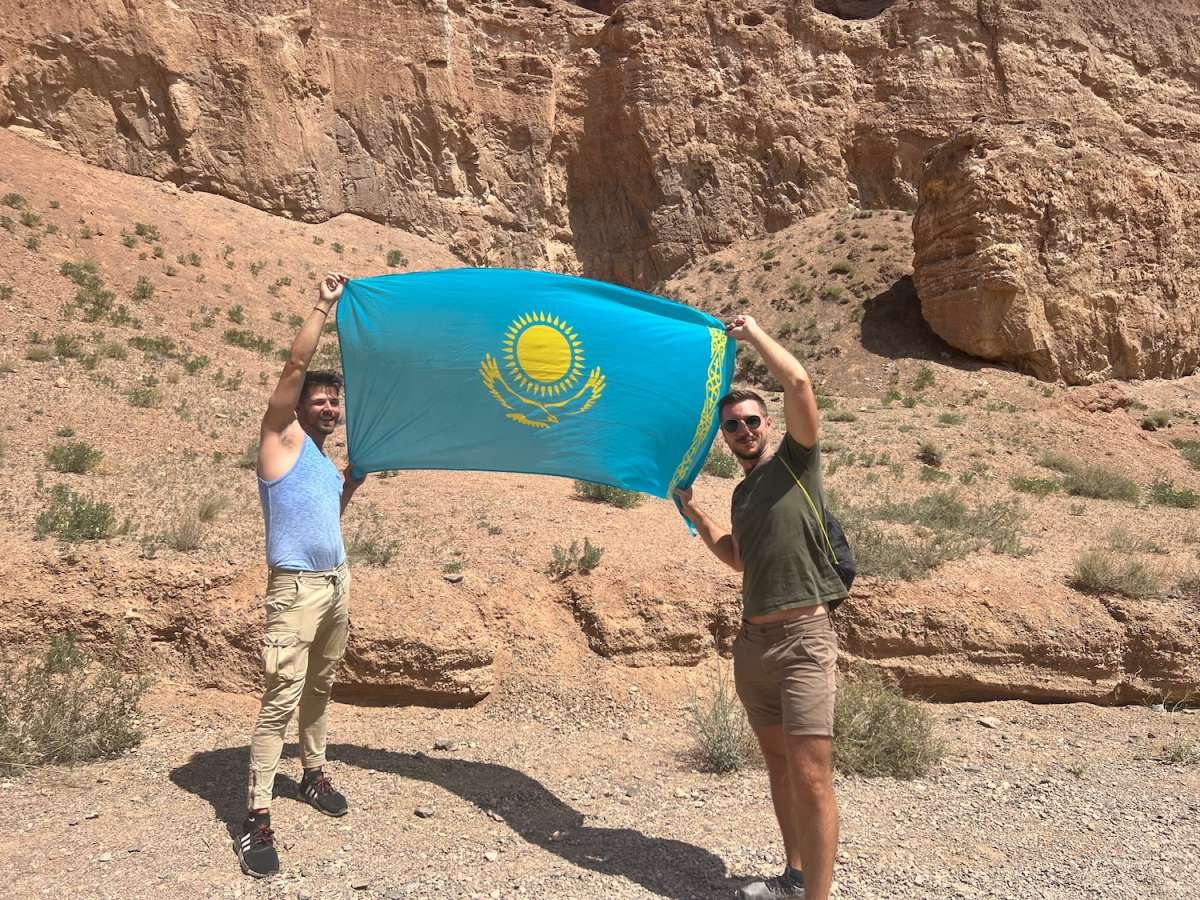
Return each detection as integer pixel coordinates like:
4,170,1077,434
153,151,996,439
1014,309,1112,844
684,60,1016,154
669,327,728,489
481,311,606,429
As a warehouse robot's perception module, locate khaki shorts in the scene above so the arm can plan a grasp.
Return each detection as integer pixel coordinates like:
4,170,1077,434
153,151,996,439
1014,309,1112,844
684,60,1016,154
733,609,838,737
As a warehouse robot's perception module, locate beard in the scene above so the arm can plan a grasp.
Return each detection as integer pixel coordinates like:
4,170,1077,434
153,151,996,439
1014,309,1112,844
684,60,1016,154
731,441,765,462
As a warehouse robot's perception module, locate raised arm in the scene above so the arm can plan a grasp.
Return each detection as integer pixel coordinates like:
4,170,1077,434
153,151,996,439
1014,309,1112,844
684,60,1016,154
261,272,347,440
674,486,743,572
727,315,819,449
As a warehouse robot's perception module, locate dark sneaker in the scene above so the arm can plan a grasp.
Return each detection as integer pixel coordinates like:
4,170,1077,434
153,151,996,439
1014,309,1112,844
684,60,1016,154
736,869,805,899
299,768,349,817
236,814,279,879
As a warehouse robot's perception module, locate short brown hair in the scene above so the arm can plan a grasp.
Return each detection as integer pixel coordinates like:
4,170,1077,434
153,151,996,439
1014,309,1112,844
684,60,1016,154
718,389,767,420
300,370,343,402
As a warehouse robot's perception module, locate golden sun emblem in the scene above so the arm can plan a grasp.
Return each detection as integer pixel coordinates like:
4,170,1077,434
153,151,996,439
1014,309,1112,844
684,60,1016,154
480,311,606,428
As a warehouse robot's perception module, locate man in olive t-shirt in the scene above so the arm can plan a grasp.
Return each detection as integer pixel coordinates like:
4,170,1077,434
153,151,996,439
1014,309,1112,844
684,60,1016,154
676,315,845,900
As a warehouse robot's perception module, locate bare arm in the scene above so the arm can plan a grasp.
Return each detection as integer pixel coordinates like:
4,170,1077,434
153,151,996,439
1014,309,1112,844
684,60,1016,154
727,315,819,449
261,272,347,439
674,486,742,572
340,464,364,516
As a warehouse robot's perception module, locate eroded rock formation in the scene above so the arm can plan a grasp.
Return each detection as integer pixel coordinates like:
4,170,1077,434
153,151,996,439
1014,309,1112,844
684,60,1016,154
913,124,1200,383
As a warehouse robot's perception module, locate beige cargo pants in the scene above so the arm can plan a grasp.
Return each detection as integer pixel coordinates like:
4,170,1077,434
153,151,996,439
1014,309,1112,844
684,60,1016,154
247,563,350,811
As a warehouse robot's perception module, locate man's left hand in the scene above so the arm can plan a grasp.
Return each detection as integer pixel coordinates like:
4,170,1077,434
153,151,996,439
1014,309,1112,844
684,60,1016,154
725,315,759,341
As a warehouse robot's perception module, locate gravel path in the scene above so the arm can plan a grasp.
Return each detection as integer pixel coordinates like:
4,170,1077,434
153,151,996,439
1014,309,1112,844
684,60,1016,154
3,687,1197,899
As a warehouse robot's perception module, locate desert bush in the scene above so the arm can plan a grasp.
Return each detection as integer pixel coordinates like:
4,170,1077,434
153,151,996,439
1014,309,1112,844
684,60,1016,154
937,412,964,426
1063,464,1138,502
827,410,858,423
1106,527,1166,555
911,365,934,391
20,211,40,228
197,495,230,523
548,538,604,579
236,439,260,470
227,304,245,325
1,192,27,209
128,335,177,360
25,235,41,251
164,511,204,552
0,632,149,773
688,667,757,774
53,334,83,359
1037,450,1078,474
573,481,643,509
1148,476,1199,509
1070,549,1163,599
127,384,162,408
331,242,344,255
0,284,12,302
704,447,739,479
46,440,102,474
1010,475,1059,497
345,504,399,567
1171,438,1200,470
1163,738,1200,767
35,485,115,541
386,249,408,267
134,222,160,241
834,665,943,778
131,276,154,303
223,328,276,356
918,465,951,484
916,441,943,467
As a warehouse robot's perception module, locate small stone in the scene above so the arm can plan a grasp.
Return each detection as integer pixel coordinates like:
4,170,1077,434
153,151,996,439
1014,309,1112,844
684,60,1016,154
977,716,1003,730
85,812,99,820
98,852,112,862
443,573,463,584
486,810,504,822
414,806,435,818
352,879,370,890
434,738,454,751
483,850,499,862
621,731,634,742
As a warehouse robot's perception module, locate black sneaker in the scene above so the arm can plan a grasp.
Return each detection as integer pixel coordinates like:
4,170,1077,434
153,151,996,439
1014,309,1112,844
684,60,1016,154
735,868,805,899
236,813,279,879
299,768,349,817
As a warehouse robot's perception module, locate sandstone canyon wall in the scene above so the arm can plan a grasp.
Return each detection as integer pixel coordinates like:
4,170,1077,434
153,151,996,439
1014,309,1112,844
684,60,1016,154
3,1,1200,371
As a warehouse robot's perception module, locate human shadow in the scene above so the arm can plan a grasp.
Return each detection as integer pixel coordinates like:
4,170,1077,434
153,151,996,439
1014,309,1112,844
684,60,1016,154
171,743,736,898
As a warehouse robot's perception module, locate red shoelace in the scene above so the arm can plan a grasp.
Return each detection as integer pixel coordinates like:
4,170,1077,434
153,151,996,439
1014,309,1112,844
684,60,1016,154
253,823,274,846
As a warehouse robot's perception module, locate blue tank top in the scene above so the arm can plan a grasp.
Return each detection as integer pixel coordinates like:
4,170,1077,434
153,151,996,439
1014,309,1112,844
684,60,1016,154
258,433,347,571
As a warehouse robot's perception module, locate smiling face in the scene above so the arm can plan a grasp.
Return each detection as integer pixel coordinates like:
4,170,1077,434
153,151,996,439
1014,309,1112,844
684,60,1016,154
719,397,772,464
297,384,341,437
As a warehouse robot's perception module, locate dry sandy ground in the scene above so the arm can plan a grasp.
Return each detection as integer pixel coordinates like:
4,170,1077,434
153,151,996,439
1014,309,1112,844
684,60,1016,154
3,680,1198,900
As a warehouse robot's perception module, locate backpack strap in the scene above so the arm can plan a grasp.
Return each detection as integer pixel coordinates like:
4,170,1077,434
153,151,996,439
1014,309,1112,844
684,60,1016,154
776,452,840,569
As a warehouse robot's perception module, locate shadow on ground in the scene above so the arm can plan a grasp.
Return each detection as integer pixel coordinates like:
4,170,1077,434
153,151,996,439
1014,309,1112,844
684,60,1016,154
171,743,738,899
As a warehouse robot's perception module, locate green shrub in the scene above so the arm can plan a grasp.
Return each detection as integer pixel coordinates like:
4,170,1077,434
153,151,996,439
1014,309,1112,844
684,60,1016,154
1106,527,1166,555
53,334,83,359
937,412,964,426
833,665,943,779
0,632,149,773
127,385,162,408
1163,738,1200,767
1,192,28,209
236,439,259,470
182,354,210,375
830,259,853,275
35,485,115,541
916,441,943,467
687,667,756,774
1070,549,1163,599
828,410,858,423
127,335,177,360
1010,476,1059,497
223,328,276,356
331,242,344,255
227,304,245,325
1063,464,1138,502
386,249,408,268
25,235,41,251
345,504,399,567
20,210,41,228
703,447,739,479
1171,438,1200,470
573,481,642,509
912,366,934,391
548,538,604,578
1148,476,1199,509
46,441,102,474
918,465,951,483
131,276,154,303
164,512,204,552
1037,450,1077,474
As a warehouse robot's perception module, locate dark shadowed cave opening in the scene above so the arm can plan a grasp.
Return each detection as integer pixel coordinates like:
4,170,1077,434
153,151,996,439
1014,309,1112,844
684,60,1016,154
814,0,897,19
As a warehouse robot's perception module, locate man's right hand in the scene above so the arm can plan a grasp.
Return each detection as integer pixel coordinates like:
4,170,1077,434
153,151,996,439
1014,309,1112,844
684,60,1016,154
674,485,697,515
318,272,348,309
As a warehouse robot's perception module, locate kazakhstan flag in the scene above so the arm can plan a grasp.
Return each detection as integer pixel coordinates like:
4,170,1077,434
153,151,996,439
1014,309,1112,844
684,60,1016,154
337,268,735,498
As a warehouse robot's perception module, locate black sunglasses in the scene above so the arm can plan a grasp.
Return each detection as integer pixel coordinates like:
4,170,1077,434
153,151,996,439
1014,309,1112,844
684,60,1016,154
721,415,762,433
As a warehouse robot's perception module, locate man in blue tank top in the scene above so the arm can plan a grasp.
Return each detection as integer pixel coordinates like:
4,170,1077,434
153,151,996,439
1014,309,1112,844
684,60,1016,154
237,271,367,879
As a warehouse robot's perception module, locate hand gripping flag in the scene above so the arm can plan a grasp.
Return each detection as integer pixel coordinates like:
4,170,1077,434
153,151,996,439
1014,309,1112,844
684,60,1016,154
336,269,735,501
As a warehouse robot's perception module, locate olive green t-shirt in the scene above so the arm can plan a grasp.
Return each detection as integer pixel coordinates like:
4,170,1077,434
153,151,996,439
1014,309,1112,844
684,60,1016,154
731,434,848,618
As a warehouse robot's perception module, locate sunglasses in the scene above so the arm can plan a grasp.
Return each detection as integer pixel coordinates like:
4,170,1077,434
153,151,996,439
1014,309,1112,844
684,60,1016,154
721,415,762,433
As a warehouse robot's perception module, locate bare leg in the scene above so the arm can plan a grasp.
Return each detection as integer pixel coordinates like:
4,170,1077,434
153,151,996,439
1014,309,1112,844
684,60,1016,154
784,734,838,900
752,724,804,872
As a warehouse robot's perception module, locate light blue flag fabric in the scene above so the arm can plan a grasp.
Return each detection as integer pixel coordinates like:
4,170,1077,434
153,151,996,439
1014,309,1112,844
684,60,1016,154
336,268,734,500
